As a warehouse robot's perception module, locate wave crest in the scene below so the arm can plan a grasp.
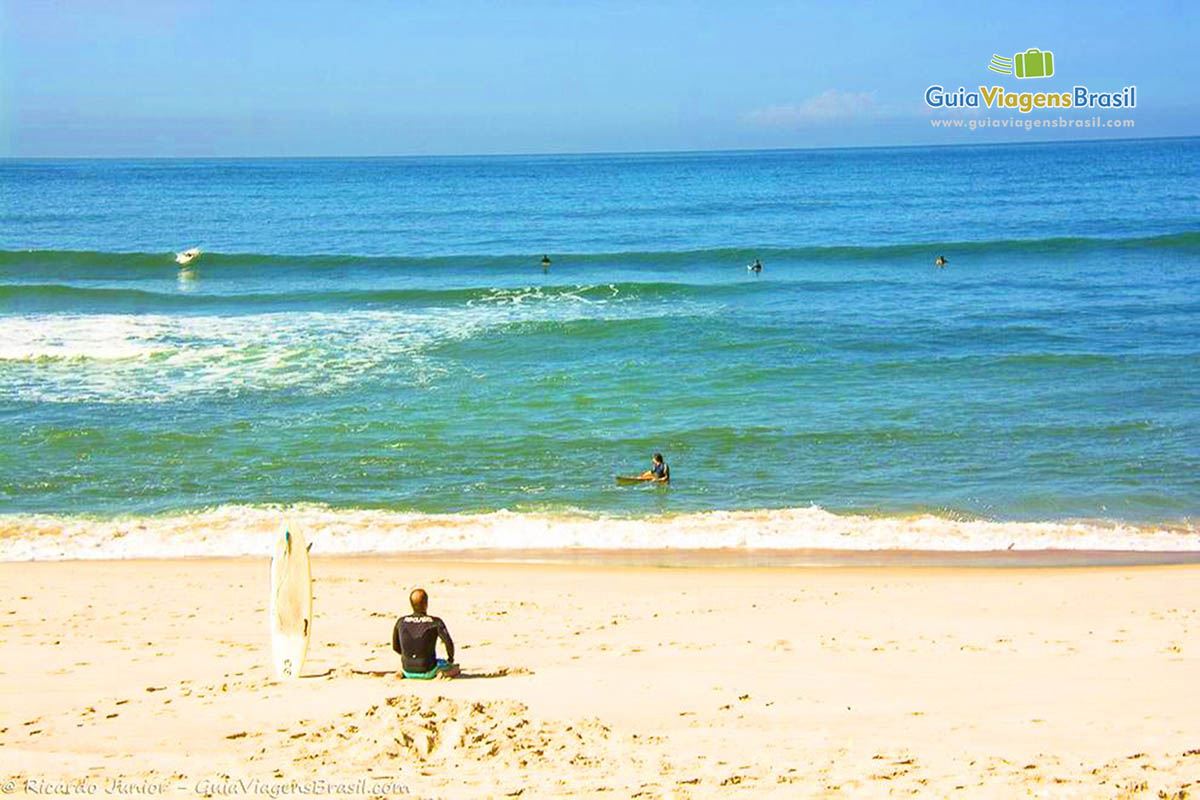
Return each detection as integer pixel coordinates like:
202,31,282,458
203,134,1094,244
1,232,1197,275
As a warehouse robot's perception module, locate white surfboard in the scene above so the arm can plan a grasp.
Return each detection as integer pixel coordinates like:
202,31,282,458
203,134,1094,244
269,523,312,679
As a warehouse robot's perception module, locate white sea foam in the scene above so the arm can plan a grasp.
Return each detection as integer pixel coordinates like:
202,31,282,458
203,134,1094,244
0,315,174,362
0,288,705,403
0,311,467,402
0,505,1195,562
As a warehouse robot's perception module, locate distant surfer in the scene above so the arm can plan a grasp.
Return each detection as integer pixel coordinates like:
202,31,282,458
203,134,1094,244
934,255,948,268
541,254,552,270
749,258,763,274
175,247,201,267
637,453,670,484
393,588,459,679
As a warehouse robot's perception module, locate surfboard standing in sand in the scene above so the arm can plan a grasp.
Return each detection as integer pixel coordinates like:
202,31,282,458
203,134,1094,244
269,523,312,679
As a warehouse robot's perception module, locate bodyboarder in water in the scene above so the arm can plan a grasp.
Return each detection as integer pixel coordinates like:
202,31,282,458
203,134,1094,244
393,588,459,679
637,453,670,484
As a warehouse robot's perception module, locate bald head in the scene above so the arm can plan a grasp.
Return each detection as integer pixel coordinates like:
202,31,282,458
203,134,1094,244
409,588,429,614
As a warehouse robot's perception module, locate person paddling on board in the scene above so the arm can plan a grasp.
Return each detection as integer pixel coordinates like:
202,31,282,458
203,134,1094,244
637,453,670,484
393,588,459,679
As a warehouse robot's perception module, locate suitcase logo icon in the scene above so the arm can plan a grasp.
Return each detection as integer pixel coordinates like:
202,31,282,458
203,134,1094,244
988,48,1055,79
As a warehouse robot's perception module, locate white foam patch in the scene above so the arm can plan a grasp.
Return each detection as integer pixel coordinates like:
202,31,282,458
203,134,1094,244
0,286,706,403
0,505,1195,561
0,316,172,361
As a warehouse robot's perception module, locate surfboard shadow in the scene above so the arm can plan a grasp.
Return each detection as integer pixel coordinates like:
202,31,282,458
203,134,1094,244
303,666,528,680
452,667,528,680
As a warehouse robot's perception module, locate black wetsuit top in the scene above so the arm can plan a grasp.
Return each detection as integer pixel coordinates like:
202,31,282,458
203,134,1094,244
652,462,669,481
392,614,454,673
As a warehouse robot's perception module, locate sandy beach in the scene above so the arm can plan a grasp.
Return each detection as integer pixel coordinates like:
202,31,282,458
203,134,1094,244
1,556,1196,798
5,4,1198,798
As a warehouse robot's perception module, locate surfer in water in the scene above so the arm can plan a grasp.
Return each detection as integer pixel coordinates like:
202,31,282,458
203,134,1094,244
637,453,670,484
934,255,948,268
749,258,763,274
541,254,552,270
393,588,459,679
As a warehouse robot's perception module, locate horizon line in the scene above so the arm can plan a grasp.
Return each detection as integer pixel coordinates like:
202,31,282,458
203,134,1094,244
2,134,1195,162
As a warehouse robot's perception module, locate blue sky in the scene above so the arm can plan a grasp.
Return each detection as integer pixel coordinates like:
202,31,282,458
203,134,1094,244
2,0,1196,156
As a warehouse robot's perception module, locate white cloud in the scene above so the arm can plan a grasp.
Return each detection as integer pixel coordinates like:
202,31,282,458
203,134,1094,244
743,89,882,126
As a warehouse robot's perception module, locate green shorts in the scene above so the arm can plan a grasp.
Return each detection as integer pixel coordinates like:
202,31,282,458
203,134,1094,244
403,659,450,680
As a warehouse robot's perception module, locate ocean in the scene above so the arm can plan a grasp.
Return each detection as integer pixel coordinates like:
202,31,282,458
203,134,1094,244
1,138,1198,558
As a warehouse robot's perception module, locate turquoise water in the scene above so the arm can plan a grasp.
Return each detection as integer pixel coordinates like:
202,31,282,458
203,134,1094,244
1,139,1198,540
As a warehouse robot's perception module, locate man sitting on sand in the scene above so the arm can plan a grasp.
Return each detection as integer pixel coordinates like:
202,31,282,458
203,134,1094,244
392,588,460,679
